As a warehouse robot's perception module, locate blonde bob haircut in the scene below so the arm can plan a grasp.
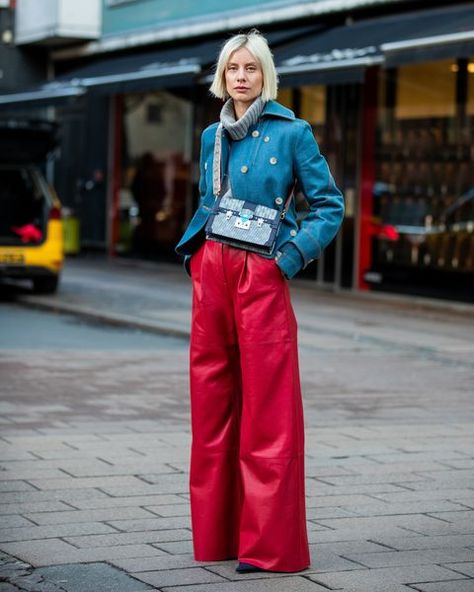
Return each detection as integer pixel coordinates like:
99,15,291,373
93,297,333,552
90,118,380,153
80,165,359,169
209,29,278,102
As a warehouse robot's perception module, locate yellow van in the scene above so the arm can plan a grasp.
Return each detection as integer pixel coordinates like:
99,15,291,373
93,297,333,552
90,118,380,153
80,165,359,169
0,120,64,294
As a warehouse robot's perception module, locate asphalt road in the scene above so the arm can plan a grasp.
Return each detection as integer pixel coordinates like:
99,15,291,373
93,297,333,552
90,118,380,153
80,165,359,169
0,303,187,351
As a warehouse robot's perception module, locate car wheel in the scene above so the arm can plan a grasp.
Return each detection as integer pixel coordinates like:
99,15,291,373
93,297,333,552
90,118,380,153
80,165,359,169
32,276,59,294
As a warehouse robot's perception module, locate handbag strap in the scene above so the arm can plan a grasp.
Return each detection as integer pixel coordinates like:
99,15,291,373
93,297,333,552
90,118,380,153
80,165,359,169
280,182,296,220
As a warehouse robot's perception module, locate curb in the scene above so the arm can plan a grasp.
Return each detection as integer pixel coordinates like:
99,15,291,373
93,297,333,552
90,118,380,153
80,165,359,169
16,296,191,339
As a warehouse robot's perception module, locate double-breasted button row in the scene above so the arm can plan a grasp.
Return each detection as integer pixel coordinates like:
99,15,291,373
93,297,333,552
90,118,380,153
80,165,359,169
240,158,278,173
249,130,270,142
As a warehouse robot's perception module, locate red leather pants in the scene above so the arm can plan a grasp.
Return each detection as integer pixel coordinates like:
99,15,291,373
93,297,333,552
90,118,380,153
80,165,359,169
188,239,310,572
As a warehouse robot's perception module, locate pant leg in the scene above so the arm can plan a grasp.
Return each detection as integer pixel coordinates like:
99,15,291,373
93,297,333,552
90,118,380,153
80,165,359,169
233,250,311,572
188,240,243,560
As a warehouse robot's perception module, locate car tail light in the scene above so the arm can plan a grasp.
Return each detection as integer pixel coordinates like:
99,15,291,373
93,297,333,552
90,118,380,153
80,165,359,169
49,206,62,220
380,224,399,241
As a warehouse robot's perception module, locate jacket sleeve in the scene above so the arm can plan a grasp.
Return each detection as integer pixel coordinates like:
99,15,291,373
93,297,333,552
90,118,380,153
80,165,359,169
198,130,207,198
276,121,345,279
182,130,208,277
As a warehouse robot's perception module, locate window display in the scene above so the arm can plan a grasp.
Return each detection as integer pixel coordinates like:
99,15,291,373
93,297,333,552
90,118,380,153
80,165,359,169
373,58,474,288
117,90,192,257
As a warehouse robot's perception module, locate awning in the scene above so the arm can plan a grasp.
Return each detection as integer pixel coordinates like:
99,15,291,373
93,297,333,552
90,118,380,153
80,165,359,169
0,84,86,108
0,25,318,108
273,4,474,85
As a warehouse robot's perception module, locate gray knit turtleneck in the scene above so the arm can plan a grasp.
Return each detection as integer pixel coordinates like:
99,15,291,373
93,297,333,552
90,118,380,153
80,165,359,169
213,96,265,196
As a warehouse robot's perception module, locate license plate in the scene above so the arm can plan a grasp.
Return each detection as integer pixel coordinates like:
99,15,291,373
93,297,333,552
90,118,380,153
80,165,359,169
0,253,25,264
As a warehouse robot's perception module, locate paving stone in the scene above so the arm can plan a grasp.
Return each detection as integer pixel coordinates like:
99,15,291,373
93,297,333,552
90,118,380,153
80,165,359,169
0,522,116,543
427,510,474,524
23,507,156,525
25,476,148,491
314,471,434,486
314,514,454,536
0,539,167,567
370,489,474,504
34,562,154,591
68,494,183,510
143,503,190,517
336,500,468,516
0,489,113,505
109,554,214,573
440,561,474,578
0,539,79,567
133,567,227,587
0,482,37,493
63,529,192,548
0,502,74,515
307,564,468,590
153,540,194,555
106,516,190,532
99,482,188,497
366,533,474,551
413,580,474,592
0,515,36,529
343,548,474,568
0,469,69,480
160,576,329,591
0,584,20,591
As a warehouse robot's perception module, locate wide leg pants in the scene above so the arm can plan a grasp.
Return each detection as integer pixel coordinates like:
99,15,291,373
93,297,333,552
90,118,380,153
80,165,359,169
188,239,310,572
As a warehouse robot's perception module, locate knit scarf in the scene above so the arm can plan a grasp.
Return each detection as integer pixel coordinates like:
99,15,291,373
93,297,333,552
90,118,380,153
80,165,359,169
212,95,265,196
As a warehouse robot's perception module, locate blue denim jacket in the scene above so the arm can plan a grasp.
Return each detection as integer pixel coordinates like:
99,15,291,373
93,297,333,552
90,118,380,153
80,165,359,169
175,100,345,279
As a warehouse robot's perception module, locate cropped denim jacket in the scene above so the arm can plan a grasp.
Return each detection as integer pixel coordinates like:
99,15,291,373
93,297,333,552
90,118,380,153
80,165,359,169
175,100,345,279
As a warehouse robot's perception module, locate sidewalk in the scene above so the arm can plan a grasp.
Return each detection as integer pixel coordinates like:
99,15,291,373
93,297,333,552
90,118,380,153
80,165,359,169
1,254,473,592
15,254,474,341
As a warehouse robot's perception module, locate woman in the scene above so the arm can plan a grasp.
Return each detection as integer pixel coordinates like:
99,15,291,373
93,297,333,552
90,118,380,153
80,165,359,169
175,29,344,574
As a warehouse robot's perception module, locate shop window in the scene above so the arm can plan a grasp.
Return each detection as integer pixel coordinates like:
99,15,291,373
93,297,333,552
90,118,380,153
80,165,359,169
277,88,293,110
396,60,456,119
468,58,474,116
373,58,474,280
300,85,326,126
117,90,192,257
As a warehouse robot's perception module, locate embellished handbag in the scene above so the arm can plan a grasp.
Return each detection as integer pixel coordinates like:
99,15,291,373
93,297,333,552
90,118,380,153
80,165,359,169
205,180,294,256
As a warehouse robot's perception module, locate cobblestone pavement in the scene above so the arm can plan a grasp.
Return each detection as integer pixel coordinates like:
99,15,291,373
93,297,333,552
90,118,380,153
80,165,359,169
0,257,473,591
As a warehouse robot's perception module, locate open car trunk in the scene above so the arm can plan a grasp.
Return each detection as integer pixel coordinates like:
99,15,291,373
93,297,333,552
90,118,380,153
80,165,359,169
0,120,59,246
0,166,49,246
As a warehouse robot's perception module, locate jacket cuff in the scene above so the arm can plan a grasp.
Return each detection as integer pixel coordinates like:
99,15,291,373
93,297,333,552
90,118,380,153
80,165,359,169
275,242,304,279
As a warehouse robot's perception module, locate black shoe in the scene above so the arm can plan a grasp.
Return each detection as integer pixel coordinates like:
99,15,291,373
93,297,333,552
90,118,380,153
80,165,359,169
235,561,265,573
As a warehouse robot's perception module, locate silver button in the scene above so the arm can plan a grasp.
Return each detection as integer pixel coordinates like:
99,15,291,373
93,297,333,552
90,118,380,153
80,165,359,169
251,130,259,137
240,165,248,173
290,229,297,237
275,197,283,205
270,157,277,165
204,162,208,170
264,136,270,142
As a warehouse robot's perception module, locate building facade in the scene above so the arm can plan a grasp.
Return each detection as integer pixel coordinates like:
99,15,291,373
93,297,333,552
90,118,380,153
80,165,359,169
1,0,473,301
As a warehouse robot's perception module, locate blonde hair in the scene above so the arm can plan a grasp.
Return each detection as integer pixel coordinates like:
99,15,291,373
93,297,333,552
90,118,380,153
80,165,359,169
209,29,278,101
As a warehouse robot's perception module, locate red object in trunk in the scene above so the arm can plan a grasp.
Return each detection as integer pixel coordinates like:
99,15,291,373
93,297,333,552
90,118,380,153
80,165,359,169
11,224,43,243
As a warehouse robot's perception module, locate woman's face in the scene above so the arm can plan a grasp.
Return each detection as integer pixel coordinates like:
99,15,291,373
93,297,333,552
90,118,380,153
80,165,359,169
225,46,263,106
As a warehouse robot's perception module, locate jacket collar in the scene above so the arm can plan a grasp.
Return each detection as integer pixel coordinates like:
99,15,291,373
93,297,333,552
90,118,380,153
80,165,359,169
261,100,295,120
